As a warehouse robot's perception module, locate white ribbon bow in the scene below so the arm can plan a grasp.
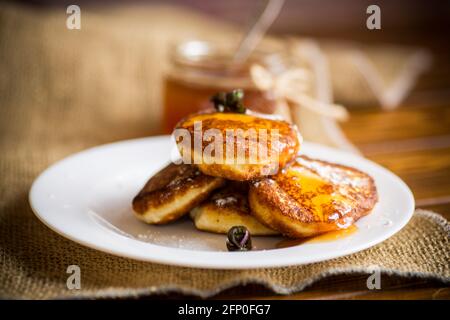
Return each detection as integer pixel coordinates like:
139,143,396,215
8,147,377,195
250,64,349,121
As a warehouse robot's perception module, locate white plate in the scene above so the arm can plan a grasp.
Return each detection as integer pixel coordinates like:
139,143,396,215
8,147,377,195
29,136,414,269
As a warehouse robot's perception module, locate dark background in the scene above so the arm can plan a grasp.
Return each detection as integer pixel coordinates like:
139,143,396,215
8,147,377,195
13,0,450,43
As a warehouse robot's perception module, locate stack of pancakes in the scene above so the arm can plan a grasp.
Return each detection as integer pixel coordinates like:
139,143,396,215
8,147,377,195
133,112,378,238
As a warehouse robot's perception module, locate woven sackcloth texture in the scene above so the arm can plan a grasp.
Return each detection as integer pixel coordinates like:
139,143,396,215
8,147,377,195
0,3,448,299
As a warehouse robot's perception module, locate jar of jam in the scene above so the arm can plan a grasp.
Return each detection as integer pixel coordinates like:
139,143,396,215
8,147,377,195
162,40,284,133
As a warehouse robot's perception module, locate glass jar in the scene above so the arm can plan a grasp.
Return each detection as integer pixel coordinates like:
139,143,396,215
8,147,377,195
162,40,285,133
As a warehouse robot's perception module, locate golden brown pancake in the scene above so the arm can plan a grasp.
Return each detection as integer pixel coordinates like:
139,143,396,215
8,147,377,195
249,155,378,238
190,182,278,235
174,112,301,181
132,163,225,224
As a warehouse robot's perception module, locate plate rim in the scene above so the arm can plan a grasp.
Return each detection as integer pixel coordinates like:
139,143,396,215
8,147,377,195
29,136,415,269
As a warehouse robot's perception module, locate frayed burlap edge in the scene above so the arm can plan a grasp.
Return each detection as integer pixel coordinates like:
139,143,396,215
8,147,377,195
2,209,447,300
58,210,450,299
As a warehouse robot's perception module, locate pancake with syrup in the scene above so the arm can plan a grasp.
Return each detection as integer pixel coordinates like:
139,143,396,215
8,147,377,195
248,156,378,238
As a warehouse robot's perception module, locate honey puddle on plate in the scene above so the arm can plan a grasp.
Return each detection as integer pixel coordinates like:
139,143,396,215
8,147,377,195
276,225,358,249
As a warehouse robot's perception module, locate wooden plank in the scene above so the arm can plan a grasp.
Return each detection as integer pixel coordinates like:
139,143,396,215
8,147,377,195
249,288,450,300
366,148,450,201
212,275,450,300
343,105,450,145
419,203,450,221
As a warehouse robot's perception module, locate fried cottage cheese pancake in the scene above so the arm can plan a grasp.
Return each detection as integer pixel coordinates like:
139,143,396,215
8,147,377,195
249,156,378,238
190,182,278,235
133,163,225,224
175,112,301,181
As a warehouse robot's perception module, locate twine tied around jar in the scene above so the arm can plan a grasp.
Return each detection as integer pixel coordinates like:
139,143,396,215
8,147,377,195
250,64,349,122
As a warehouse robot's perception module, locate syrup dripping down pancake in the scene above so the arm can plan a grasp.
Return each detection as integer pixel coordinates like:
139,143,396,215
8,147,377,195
249,156,378,238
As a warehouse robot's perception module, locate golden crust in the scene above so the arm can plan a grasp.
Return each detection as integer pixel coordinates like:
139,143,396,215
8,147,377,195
190,182,278,235
132,163,225,224
175,112,301,181
249,156,378,238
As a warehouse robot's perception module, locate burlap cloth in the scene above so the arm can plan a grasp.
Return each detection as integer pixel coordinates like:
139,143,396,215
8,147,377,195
0,3,448,299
